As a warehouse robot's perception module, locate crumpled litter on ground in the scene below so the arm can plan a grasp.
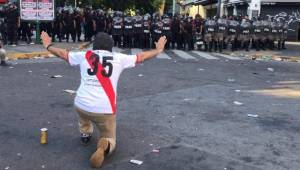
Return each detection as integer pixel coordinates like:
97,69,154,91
63,89,76,94
233,101,243,106
51,75,63,78
248,114,259,118
130,159,143,165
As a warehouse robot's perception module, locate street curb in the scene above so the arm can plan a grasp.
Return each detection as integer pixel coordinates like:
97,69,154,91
6,51,54,60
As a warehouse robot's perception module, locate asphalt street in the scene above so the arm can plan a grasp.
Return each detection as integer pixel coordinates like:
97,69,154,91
0,50,300,170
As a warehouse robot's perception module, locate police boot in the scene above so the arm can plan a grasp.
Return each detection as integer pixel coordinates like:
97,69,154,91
255,41,260,51
231,41,235,51
244,42,249,52
214,41,218,51
277,41,281,50
282,41,286,50
219,41,223,52
204,43,208,51
209,42,213,52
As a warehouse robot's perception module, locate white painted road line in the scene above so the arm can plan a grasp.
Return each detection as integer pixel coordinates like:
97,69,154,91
156,52,172,59
213,53,242,60
131,48,143,55
191,51,219,60
172,50,197,60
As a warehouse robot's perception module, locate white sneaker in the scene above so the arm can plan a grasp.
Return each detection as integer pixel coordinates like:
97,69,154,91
12,44,17,47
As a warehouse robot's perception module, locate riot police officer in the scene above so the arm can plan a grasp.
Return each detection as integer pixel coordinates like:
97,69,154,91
152,13,163,48
95,9,106,33
53,8,64,42
194,14,205,51
74,8,83,42
171,14,180,49
269,18,277,50
64,9,76,43
252,17,263,51
178,15,186,50
277,19,284,50
215,15,228,52
142,13,151,49
111,11,123,47
281,21,288,49
226,16,239,51
238,18,251,51
6,3,19,46
0,16,7,45
133,10,143,48
83,6,94,42
262,18,271,50
184,16,194,51
123,14,134,48
204,17,216,52
20,21,33,44
162,14,172,49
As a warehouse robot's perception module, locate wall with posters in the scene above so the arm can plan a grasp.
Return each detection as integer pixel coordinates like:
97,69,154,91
20,0,54,21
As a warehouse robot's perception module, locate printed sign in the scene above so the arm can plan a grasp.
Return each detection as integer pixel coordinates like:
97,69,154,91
20,0,54,21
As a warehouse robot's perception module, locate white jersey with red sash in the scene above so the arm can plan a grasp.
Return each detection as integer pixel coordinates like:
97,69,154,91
68,50,137,114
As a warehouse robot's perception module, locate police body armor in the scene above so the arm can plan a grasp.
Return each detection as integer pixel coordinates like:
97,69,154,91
154,20,163,35
217,18,228,34
194,19,202,33
228,20,239,35
112,16,123,35
271,21,277,35
253,20,262,35
143,16,151,34
205,20,216,34
124,17,133,35
262,20,271,35
283,22,288,38
162,17,171,35
133,15,143,34
278,22,284,36
240,21,251,35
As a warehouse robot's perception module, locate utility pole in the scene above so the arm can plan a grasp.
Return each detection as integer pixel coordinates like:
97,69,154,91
217,0,222,17
172,0,176,16
75,0,77,8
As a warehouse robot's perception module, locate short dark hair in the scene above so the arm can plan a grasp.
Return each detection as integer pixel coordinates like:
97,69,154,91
93,32,114,52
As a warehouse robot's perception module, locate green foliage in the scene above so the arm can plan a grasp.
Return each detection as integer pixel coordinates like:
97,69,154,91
55,0,173,14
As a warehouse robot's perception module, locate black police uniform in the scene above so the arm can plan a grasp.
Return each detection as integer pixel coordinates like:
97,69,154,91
133,15,143,48
6,7,19,45
112,16,123,47
124,16,134,48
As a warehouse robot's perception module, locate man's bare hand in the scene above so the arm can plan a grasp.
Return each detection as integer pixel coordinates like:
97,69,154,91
155,36,167,53
41,31,52,49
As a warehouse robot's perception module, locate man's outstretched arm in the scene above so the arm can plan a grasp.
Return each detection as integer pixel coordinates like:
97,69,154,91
41,31,69,61
136,36,167,63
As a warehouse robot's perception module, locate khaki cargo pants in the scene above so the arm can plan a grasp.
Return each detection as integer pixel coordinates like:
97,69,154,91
75,107,116,155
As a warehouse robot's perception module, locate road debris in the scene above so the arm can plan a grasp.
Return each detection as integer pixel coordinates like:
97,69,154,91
235,90,241,93
233,101,243,106
248,114,259,118
267,68,274,72
183,98,193,101
9,66,14,69
41,165,46,169
227,78,235,82
28,70,32,73
4,166,10,170
51,75,63,78
198,68,205,71
17,153,21,156
152,149,160,153
130,159,143,165
149,144,154,146
63,89,76,94
138,74,144,77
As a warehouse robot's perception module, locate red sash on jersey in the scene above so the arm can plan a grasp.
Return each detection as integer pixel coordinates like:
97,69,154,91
85,51,116,114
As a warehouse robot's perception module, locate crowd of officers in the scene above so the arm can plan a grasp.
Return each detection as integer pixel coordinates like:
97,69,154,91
0,4,289,52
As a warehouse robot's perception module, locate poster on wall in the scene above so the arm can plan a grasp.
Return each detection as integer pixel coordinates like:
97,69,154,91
20,0,54,21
